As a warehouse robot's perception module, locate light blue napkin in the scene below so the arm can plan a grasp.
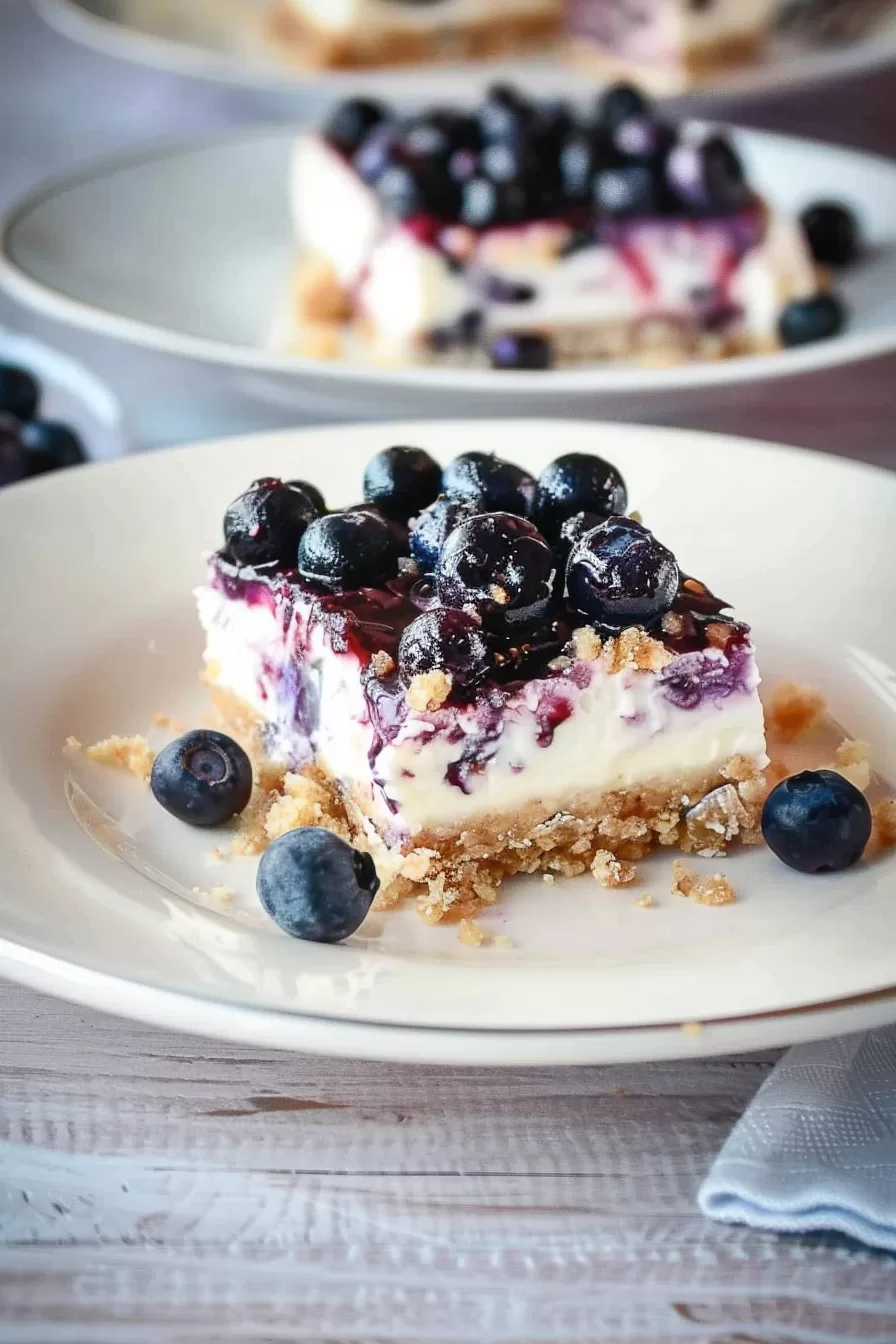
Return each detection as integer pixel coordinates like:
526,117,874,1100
699,1029,896,1251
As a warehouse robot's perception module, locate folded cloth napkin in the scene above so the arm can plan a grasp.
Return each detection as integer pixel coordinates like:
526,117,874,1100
699,1028,896,1251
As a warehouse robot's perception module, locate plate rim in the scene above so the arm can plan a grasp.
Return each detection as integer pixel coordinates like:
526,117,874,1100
3,122,896,396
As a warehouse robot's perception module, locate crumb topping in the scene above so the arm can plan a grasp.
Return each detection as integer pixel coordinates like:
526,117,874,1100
591,849,637,888
661,611,684,637
570,626,603,662
671,859,736,906
601,627,673,674
407,669,453,712
767,680,826,742
370,650,396,679
64,736,82,753
683,784,750,857
86,734,155,782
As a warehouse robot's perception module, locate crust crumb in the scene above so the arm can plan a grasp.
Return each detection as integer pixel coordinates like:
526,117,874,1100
209,886,236,903
407,669,452,712
205,847,230,866
542,872,556,885
570,626,602,662
297,323,343,361
705,622,735,651
683,784,750,857
86,734,155,782
64,736,83,753
293,256,352,323
591,849,637,888
867,798,896,858
493,935,514,950
152,712,186,734
632,893,656,909
671,859,736,905
458,918,491,948
681,1021,703,1037
400,849,434,883
661,611,684,637
767,680,826,742
830,739,871,793
602,627,673,674
370,650,396,679
262,770,350,845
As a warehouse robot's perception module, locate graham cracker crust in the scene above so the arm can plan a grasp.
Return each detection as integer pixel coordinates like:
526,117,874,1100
208,683,768,926
567,30,766,95
267,3,559,69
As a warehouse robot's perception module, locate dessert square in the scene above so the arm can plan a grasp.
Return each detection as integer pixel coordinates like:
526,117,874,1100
197,445,769,922
282,82,841,370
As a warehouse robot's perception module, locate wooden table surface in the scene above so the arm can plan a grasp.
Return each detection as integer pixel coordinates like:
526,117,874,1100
3,4,896,1341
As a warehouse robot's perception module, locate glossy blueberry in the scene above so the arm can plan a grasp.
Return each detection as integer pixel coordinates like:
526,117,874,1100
479,84,533,144
567,516,679,629
666,135,749,215
555,509,605,567
0,364,40,422
436,512,555,629
560,129,611,202
0,415,26,488
256,827,379,943
534,452,628,540
489,332,553,370
761,770,872,874
595,82,650,133
460,176,526,229
353,121,400,184
442,451,535,515
286,478,327,514
363,444,441,521
800,202,860,268
297,508,401,591
376,160,459,221
398,606,491,691
323,98,389,157
612,115,675,164
20,420,87,476
778,293,847,347
150,730,253,828
409,495,480,572
223,477,320,568
594,163,659,217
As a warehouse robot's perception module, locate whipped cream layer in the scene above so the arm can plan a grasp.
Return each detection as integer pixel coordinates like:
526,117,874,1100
197,563,767,845
288,0,557,36
291,134,817,349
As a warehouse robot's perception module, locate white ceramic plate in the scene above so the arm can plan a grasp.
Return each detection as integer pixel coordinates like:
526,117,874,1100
3,127,896,420
1,418,895,1064
33,0,896,102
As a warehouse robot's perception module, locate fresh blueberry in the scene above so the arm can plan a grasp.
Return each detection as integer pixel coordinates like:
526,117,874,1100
460,176,526,229
612,115,675,164
560,129,611,202
398,606,491,691
376,160,459,221
0,365,40,422
593,163,659,217
532,99,576,155
20,420,86,476
286,478,327,514
534,452,628,540
442,451,535,515
0,415,27,488
666,135,749,215
256,827,379,943
436,512,555,629
448,147,479,183
761,769,872,874
150,730,253,827
778,293,847,347
489,332,554,370
223,477,320,568
800,202,860,268
567,516,679,629
595,82,650,133
297,508,401,591
353,122,400,184
554,509,605,571
363,444,441,521
324,98,389,157
479,84,533,144
409,495,480,572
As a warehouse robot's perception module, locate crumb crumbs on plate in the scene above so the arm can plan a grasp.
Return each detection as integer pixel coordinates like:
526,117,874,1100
829,739,871,793
868,798,896,858
85,734,155,782
766,680,826,743
192,885,237,903
64,736,82,753
205,847,230,866
591,849,636,888
151,711,186,734
458,917,491,947
671,859,736,906
680,1021,703,1037
493,935,514,950
632,893,656,909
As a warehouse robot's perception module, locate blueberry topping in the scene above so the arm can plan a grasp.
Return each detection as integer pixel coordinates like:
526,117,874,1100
256,827,379,943
594,164,659,217
150,730,253,828
489,332,554,371
666,135,749,215
436,512,555,628
612,115,675,164
560,130,606,203
363,444,441,521
761,769,872,874
427,309,484,353
460,176,525,229
375,162,430,220
442,451,535,515
409,494,480,572
324,98,388,157
0,364,40,422
223,477,320,569
534,452,628,540
800,202,860,268
596,82,650,133
778,293,847,347
353,122,399,184
479,83,533,144
567,516,679,629
20,420,87,476
398,606,491,691
0,415,26,488
297,508,401,591
555,509,605,569
286,478,327,514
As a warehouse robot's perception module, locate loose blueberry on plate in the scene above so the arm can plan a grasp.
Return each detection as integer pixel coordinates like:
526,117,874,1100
224,478,320,569
324,97,389,157
151,730,253,828
257,827,379,944
666,135,749,215
409,495,480,572
595,82,650,133
0,414,26,488
363,444,442,521
534,452,628,540
286,478,327,514
442,451,535,515
800,201,860,268
567,516,679,629
297,508,402,591
778,293,847,347
489,333,554,371
0,364,40,422
761,769,872,874
20,420,87,476
436,512,555,629
398,606,491,691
